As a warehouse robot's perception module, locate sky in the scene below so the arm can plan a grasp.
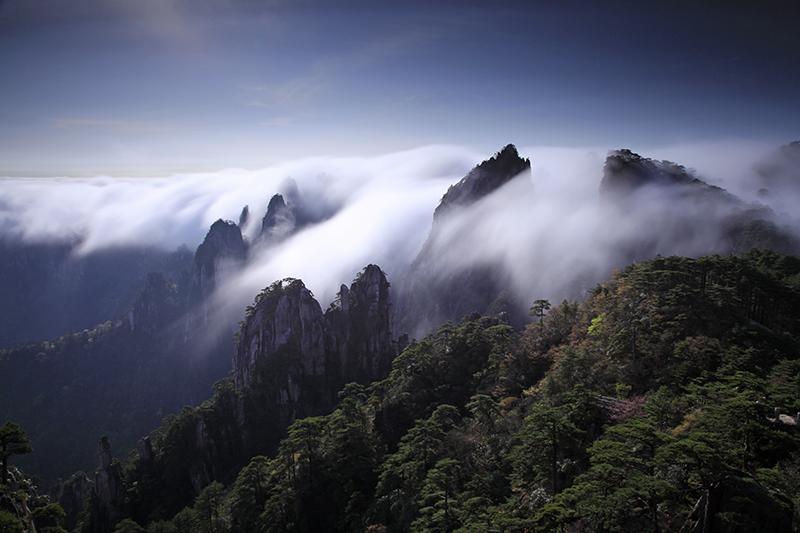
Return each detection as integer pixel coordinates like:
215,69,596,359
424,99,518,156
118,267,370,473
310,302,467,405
0,0,798,175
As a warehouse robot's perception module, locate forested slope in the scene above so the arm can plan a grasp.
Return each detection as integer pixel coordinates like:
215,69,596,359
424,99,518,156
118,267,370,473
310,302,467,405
78,250,800,532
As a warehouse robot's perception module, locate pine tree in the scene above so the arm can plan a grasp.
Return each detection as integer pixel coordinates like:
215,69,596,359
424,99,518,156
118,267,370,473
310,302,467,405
0,422,32,484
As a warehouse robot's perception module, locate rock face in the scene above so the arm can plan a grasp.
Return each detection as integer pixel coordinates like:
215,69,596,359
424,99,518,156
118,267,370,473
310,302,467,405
193,219,247,296
234,278,327,390
325,264,394,383
399,144,532,335
233,265,396,403
80,266,397,524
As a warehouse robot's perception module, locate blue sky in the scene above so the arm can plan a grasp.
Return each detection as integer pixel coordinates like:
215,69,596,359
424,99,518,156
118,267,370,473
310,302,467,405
0,0,797,175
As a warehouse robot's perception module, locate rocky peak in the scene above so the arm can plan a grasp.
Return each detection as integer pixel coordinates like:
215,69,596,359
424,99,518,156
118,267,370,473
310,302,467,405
433,143,531,220
193,219,247,295
400,146,532,334
233,266,396,400
233,278,326,389
600,149,714,196
260,194,298,243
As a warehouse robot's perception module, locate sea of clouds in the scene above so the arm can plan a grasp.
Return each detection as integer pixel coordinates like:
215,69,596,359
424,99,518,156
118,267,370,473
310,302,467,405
1,140,797,329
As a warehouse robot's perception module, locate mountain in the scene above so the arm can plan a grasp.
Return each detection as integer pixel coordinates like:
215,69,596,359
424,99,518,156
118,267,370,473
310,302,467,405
399,144,532,335
600,148,724,194
3,142,800,532
600,147,800,260
0,218,250,480
234,264,395,390
71,265,397,532
432,143,532,220
0,239,192,346
60,250,800,533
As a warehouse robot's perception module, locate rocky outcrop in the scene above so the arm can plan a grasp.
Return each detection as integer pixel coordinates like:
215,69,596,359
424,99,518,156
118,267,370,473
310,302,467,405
399,144,532,335
193,219,247,296
233,265,396,397
88,437,125,533
325,264,394,383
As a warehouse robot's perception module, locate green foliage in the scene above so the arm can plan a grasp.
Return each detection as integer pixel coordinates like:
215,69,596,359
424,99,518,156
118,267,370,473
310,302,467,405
170,508,198,533
0,421,32,484
226,456,270,533
529,299,551,323
0,510,24,533
68,253,800,532
32,502,68,533
113,519,146,533
146,520,177,533
510,401,584,497
193,482,227,533
586,312,605,336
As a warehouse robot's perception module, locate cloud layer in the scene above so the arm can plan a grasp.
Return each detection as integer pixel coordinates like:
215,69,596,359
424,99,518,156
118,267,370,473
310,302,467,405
1,141,797,334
